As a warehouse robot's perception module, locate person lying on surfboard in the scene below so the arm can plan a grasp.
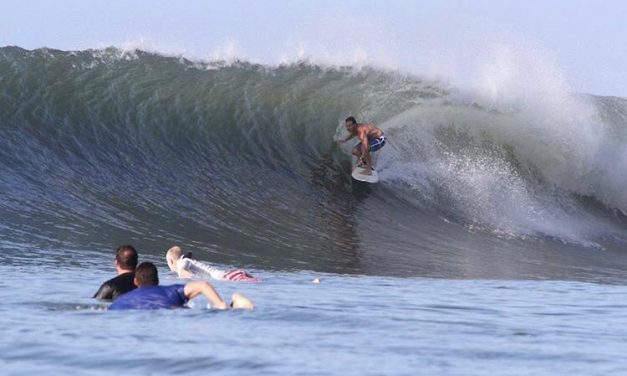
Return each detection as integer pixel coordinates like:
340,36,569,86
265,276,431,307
166,246,259,282
109,262,254,310
336,116,386,175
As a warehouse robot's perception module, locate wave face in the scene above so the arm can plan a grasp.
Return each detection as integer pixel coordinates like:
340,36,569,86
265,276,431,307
2,47,627,279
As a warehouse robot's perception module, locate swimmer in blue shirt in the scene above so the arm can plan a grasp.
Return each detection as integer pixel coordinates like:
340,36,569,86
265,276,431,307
109,262,254,311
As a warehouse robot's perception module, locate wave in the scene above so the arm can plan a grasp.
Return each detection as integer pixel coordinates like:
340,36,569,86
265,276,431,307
2,46,627,276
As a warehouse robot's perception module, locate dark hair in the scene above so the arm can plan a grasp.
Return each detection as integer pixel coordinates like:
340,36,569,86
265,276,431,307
115,245,138,270
134,262,159,287
345,116,357,125
182,252,193,259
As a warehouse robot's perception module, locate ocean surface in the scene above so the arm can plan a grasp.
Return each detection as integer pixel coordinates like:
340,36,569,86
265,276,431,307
2,46,627,374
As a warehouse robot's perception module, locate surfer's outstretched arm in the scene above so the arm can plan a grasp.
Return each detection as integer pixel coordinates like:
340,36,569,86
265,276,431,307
183,281,254,310
184,281,228,309
336,133,355,143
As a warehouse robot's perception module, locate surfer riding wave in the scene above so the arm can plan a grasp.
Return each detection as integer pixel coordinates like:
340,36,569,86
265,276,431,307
336,116,386,175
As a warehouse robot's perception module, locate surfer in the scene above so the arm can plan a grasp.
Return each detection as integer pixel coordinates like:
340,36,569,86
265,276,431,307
336,116,386,175
166,246,259,282
93,245,138,300
108,262,254,310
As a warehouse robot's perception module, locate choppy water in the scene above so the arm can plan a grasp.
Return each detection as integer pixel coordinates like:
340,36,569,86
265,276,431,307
2,47,627,374
2,247,627,375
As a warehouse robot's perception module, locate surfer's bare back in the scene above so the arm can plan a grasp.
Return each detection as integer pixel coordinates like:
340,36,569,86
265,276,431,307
336,116,386,175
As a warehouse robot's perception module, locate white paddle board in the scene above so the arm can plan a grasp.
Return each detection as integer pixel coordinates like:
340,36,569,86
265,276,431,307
352,166,379,183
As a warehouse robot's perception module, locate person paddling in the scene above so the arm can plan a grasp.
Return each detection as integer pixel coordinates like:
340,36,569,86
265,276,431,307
109,262,253,310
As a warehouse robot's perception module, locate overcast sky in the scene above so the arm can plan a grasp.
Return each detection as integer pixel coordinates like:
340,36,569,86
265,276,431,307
1,0,625,97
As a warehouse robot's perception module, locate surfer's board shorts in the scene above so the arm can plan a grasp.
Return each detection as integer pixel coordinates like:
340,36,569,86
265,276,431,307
354,135,386,153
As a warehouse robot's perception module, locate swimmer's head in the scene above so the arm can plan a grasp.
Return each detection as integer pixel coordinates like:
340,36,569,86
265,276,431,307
134,262,159,287
115,244,138,272
166,246,183,272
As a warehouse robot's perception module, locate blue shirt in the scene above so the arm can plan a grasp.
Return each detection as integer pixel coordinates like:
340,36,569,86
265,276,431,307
109,284,187,310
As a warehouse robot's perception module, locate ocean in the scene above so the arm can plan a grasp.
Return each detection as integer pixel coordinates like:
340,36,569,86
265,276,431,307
2,46,627,374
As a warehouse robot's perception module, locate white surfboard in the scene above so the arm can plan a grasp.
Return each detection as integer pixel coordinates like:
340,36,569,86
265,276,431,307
352,166,379,183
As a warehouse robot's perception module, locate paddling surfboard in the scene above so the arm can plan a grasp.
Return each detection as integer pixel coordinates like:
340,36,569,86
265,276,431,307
352,165,379,183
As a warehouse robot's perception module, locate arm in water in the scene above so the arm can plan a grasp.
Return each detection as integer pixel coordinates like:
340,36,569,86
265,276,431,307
183,281,229,309
183,282,254,310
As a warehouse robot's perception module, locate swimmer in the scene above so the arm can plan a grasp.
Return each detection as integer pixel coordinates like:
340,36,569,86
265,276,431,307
166,246,259,282
108,262,254,310
93,244,138,300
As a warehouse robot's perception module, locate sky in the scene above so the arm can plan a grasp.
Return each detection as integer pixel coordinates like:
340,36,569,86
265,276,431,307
1,0,626,97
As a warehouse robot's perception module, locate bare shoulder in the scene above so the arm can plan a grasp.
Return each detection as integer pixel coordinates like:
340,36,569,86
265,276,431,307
357,123,372,133
360,123,378,131
360,123,382,136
